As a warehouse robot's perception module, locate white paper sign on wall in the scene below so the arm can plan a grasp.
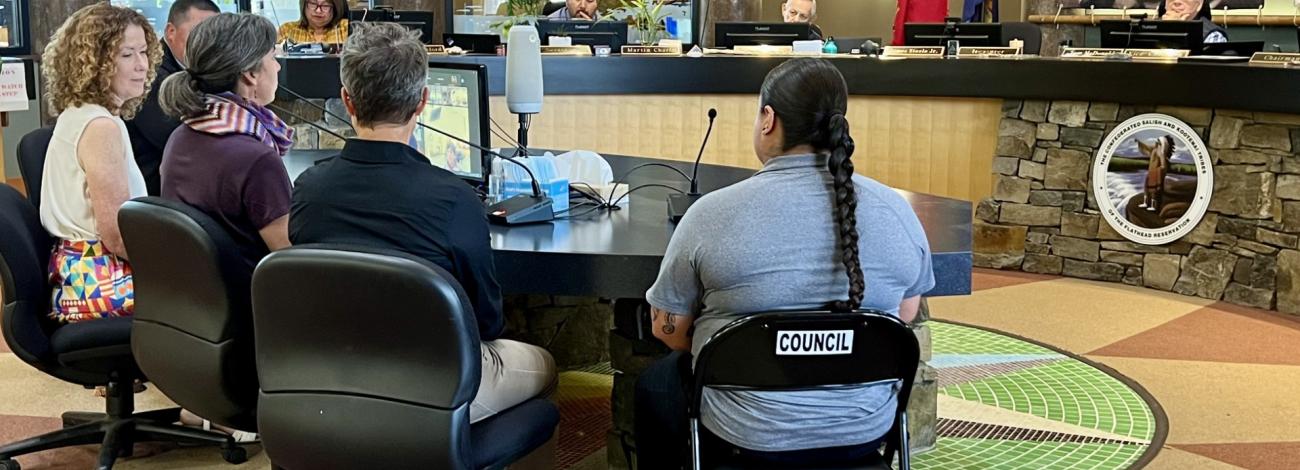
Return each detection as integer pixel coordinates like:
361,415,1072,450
0,61,29,113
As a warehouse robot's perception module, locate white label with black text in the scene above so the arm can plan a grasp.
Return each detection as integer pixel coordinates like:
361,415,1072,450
775,330,854,355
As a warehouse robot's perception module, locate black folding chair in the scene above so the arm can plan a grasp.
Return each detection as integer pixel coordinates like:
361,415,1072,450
688,310,920,470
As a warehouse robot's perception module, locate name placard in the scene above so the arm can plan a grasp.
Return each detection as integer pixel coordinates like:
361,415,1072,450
1060,47,1188,61
621,45,682,56
1125,48,1190,60
541,45,593,56
425,45,447,55
1060,47,1125,59
882,46,944,58
957,46,1022,58
730,45,793,55
1249,52,1300,66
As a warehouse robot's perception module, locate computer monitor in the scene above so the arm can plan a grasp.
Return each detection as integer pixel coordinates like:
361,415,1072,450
903,22,1003,47
536,20,629,49
349,8,393,23
1200,40,1264,57
392,10,436,45
444,33,501,54
715,22,815,48
1099,20,1202,51
416,62,491,182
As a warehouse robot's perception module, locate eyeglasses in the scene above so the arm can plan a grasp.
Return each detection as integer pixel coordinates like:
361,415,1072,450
306,1,333,12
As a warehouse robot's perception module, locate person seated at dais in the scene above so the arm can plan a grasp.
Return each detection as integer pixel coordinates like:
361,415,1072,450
1159,0,1227,43
290,23,557,423
548,0,599,20
279,0,349,44
634,57,935,468
781,0,822,39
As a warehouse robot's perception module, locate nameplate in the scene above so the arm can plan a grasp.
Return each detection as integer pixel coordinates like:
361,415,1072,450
1249,52,1300,66
621,45,682,56
1060,47,1125,59
732,45,794,55
775,330,854,356
882,46,944,58
957,46,1021,58
1124,48,1190,60
541,45,593,56
425,45,447,55
1060,47,1187,61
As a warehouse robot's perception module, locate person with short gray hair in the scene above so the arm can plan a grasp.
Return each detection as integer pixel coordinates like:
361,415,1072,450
290,23,558,425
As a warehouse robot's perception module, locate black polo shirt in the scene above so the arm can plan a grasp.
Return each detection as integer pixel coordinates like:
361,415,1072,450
289,138,504,340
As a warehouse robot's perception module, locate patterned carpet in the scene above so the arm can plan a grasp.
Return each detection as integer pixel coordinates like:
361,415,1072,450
2,268,1299,468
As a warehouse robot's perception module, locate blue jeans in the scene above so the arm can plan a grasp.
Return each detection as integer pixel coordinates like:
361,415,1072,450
633,351,887,469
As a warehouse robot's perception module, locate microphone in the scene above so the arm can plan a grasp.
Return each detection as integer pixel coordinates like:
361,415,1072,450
505,23,543,154
667,108,716,222
278,85,553,224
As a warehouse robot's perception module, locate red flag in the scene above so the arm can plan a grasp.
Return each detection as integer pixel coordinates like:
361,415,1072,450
893,0,950,45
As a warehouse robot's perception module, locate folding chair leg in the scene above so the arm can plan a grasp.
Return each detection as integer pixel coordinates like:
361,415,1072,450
689,418,701,470
898,413,910,470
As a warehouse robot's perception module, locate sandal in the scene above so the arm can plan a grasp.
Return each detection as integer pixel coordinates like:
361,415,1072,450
202,419,260,444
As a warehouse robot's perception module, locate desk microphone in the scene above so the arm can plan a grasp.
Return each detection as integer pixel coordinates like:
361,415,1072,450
667,108,716,222
276,85,553,224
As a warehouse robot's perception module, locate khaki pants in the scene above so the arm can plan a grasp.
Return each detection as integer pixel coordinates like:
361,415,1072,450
470,339,558,423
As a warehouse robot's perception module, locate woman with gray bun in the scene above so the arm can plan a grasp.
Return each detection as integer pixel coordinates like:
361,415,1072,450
157,12,292,442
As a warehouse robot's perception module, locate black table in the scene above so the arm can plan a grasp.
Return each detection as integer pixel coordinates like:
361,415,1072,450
285,150,972,299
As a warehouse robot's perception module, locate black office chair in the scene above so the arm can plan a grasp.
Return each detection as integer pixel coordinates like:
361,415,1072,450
16,127,52,211
688,311,920,470
251,245,560,470
118,198,260,434
0,185,244,470
1001,22,1042,55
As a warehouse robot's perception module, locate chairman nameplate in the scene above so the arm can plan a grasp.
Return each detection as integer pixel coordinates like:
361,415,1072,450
541,45,594,56
425,45,447,55
882,46,944,58
621,45,682,56
957,47,1021,58
1249,52,1300,66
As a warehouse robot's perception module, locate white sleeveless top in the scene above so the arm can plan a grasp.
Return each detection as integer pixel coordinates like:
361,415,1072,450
40,104,148,242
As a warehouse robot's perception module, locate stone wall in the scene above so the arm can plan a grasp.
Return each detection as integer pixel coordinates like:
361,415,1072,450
977,100,1300,314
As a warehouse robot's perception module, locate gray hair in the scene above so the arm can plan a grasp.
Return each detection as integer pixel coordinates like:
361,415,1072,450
159,13,277,118
340,23,426,127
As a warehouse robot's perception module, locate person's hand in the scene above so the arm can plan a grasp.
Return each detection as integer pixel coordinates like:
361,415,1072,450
574,10,593,20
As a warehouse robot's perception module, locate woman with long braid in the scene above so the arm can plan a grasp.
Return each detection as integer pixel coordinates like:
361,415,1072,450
634,58,935,468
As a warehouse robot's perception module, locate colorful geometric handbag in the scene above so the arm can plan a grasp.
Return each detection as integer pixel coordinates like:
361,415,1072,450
48,239,135,323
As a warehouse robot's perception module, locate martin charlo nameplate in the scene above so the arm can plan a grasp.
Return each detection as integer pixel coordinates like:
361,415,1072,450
1092,114,1213,246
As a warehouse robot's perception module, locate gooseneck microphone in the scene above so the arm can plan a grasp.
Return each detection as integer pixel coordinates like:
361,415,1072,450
667,108,717,222
277,85,552,224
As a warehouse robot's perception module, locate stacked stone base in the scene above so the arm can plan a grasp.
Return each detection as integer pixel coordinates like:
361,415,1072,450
978,100,1300,314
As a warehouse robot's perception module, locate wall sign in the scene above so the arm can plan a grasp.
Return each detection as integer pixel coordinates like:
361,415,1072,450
1093,114,1213,246
0,61,29,113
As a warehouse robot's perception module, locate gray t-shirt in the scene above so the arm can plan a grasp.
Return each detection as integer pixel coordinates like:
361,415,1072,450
646,153,935,452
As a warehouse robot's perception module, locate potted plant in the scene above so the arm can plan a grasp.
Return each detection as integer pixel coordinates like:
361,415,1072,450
492,0,546,37
618,0,669,46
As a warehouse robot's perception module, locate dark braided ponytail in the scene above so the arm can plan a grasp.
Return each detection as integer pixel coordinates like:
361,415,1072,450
758,58,864,312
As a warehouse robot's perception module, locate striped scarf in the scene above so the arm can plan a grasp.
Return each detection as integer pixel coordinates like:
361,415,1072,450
183,92,294,156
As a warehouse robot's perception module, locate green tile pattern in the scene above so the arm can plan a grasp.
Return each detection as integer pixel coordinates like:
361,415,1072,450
930,322,1059,356
923,322,1160,469
914,438,1148,470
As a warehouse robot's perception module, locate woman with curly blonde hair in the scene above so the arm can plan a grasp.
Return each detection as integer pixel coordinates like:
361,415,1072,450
40,3,161,323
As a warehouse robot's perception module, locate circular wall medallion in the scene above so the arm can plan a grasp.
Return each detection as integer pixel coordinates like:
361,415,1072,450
1092,114,1214,246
